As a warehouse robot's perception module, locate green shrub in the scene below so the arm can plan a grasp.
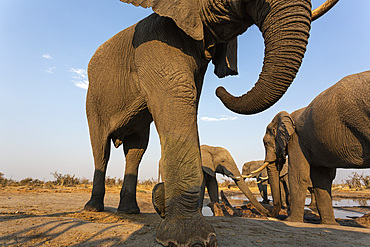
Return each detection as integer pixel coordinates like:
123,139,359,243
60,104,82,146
138,178,157,189
105,176,117,186
19,177,43,186
51,172,80,186
0,172,9,187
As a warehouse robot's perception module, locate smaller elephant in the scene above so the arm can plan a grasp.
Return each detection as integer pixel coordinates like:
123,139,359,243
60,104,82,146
246,159,317,211
157,145,269,216
243,160,293,208
242,161,270,204
199,145,269,215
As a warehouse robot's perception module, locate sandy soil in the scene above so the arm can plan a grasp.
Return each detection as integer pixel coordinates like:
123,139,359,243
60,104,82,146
1,186,370,246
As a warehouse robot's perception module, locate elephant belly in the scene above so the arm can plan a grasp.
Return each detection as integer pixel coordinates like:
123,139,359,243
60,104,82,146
297,72,370,168
297,112,370,169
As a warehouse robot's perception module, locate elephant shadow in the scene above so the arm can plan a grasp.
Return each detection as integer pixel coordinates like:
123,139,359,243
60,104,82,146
0,208,163,246
206,217,369,246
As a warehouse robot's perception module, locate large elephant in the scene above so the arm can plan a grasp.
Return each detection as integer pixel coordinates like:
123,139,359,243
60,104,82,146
260,71,370,224
84,0,338,245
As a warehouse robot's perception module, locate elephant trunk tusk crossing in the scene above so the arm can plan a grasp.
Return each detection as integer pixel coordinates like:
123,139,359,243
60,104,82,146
251,162,269,174
311,0,339,21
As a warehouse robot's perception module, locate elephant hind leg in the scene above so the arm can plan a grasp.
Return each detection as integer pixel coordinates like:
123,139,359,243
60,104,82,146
85,124,111,212
310,166,338,225
118,126,150,214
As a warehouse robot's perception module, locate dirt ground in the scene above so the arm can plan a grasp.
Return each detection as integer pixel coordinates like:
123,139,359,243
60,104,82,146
1,186,370,246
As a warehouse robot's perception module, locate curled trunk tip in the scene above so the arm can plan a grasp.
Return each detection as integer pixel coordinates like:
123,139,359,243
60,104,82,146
216,1,312,115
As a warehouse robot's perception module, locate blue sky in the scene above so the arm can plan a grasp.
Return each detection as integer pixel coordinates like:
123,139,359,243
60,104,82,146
1,0,369,184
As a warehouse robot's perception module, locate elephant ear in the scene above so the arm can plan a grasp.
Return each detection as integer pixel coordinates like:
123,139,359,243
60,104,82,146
212,38,238,78
120,0,203,40
276,112,295,158
201,148,216,177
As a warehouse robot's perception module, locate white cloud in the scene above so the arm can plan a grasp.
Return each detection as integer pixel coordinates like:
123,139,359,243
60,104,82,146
200,115,238,122
42,54,52,59
46,67,56,74
70,68,89,89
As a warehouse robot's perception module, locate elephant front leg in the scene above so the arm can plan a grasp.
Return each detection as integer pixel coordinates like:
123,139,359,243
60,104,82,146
285,135,310,222
148,90,216,246
206,174,220,205
310,166,338,225
257,179,269,204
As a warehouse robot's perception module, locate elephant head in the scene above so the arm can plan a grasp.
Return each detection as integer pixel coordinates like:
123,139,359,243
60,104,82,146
120,0,339,114
242,160,268,179
258,111,295,216
201,145,270,215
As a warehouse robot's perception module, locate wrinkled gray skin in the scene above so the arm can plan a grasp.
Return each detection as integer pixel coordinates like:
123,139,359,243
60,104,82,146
242,161,270,204
85,0,337,245
198,145,269,214
263,71,370,225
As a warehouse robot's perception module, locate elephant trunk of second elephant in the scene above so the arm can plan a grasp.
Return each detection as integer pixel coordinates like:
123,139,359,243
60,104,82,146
267,162,281,217
234,178,270,215
216,0,311,114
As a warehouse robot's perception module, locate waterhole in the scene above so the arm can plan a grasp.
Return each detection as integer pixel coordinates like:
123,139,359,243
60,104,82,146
202,196,370,219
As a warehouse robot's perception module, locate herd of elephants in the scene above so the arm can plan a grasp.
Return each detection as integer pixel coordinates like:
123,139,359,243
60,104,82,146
82,0,369,246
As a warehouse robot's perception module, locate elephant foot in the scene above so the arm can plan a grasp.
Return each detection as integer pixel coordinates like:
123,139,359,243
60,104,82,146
156,213,217,247
84,197,104,212
261,199,270,204
117,201,140,214
152,182,166,218
117,187,141,214
285,215,303,223
320,218,339,225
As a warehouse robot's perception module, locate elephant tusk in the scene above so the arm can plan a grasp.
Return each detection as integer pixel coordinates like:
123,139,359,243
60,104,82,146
311,0,339,21
251,161,269,174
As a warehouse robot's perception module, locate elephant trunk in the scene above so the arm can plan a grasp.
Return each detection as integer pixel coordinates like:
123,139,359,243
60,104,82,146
266,162,281,217
216,0,311,114
234,177,270,215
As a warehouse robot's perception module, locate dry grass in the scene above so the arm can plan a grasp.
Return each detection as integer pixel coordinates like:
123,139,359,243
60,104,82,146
0,172,160,190
5,171,369,191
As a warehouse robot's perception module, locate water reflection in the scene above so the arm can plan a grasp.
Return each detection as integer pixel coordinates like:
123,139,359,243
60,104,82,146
202,206,213,216
203,196,370,219
332,198,369,207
